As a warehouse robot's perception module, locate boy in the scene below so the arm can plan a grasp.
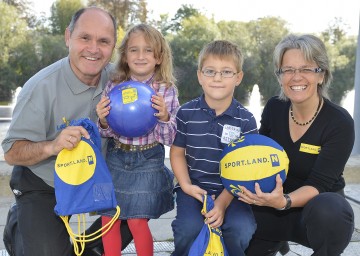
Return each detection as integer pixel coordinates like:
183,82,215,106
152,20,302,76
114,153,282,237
170,40,258,256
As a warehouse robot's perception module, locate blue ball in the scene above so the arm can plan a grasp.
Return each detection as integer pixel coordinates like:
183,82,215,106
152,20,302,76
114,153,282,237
106,81,158,137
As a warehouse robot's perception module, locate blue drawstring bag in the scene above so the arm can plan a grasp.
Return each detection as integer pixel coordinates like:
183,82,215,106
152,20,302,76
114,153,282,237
54,118,120,256
188,195,229,256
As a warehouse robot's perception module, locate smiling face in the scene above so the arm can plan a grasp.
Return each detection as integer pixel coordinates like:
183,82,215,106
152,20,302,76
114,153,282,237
65,8,115,86
279,49,325,104
125,31,161,81
197,55,243,109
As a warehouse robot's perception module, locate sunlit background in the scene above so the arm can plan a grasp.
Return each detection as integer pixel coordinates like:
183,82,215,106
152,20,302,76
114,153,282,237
32,0,360,36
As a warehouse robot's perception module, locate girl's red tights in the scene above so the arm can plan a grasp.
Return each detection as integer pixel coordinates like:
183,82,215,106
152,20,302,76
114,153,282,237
102,216,121,256
101,216,153,256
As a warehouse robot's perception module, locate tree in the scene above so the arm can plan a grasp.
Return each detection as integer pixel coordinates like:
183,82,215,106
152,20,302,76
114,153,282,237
321,19,356,104
0,2,28,64
4,33,68,101
325,37,356,104
321,17,349,44
50,0,84,35
0,64,18,102
87,0,148,29
246,17,289,103
4,0,38,28
7,38,41,87
0,2,28,101
163,4,201,35
38,34,68,67
170,15,220,103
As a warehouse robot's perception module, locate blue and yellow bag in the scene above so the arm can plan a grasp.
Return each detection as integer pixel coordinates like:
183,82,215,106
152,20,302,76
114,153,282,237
188,195,229,256
54,118,120,256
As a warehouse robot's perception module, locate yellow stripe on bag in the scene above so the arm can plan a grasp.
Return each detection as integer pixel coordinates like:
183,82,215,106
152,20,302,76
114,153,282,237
61,205,121,256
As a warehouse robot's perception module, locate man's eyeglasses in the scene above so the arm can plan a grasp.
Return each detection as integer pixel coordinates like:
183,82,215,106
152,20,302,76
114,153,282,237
201,69,239,78
277,67,324,76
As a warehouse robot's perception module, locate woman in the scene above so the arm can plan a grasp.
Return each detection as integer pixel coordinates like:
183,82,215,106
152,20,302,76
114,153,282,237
239,34,355,256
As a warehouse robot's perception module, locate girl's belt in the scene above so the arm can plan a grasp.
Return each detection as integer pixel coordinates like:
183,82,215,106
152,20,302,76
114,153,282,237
114,140,159,152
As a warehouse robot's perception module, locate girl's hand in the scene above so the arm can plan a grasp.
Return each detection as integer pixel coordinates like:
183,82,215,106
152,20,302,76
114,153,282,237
151,93,169,122
96,97,110,129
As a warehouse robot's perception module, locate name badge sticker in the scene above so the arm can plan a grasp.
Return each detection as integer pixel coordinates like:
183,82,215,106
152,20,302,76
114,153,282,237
299,143,321,154
221,124,241,144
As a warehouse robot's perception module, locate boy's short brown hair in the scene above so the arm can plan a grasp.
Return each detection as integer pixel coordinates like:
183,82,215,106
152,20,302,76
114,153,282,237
198,40,244,72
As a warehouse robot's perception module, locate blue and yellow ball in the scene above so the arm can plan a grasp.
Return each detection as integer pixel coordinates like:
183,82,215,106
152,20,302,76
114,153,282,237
220,134,289,195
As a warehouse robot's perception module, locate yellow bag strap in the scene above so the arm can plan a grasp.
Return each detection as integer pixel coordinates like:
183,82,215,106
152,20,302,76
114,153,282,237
201,195,208,215
60,205,121,256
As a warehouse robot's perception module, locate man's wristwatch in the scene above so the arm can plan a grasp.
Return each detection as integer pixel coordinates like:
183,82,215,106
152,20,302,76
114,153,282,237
276,194,292,210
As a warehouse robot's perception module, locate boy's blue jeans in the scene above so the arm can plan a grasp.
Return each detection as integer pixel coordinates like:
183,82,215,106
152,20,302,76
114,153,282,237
171,188,256,256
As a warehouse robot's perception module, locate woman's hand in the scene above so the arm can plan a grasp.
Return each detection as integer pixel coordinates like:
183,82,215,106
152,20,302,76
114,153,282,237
237,174,286,209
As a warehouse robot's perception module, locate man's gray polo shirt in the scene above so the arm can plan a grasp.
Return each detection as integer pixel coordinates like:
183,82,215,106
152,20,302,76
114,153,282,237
1,57,111,186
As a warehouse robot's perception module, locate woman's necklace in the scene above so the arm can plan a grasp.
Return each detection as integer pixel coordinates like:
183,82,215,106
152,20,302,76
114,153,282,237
290,98,322,126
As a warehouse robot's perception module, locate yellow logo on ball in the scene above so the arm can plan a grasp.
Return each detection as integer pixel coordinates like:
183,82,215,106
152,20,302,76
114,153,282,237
220,145,288,181
55,140,96,185
122,87,138,104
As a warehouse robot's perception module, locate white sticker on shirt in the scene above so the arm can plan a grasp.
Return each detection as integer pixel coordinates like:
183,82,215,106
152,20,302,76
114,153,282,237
221,124,241,144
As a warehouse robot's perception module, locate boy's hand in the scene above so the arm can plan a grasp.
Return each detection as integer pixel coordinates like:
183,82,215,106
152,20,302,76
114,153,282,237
96,96,110,128
151,93,169,122
182,183,207,203
204,197,226,228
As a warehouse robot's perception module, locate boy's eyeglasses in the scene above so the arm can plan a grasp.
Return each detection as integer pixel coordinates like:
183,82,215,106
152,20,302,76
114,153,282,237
201,69,238,78
276,67,323,77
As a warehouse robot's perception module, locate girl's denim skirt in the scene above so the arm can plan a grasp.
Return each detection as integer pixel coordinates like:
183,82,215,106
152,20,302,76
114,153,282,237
99,139,174,219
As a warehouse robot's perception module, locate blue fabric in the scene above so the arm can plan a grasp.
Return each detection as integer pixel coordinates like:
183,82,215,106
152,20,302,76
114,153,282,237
98,139,174,219
173,94,258,193
54,118,117,216
68,118,102,149
188,195,229,256
172,188,256,256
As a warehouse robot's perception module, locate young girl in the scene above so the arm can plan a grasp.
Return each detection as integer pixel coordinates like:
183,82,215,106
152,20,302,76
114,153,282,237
96,24,179,256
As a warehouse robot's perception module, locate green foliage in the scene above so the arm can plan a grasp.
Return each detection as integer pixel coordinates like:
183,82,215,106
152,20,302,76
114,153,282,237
87,0,147,29
7,38,41,87
38,34,68,66
163,4,201,35
245,17,289,103
0,2,28,100
0,1,357,108
50,0,84,35
0,2,28,64
0,64,17,102
5,0,38,28
0,2,69,101
324,36,356,104
170,15,220,103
